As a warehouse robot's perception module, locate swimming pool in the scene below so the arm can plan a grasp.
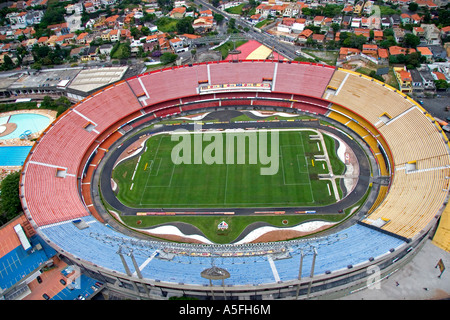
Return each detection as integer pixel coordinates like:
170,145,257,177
0,113,50,140
0,146,32,166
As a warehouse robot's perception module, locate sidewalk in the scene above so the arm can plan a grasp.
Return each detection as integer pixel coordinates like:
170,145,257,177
339,239,450,300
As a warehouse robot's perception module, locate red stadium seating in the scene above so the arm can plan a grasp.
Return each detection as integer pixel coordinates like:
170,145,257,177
209,61,275,85
274,62,335,98
74,82,143,133
23,162,89,226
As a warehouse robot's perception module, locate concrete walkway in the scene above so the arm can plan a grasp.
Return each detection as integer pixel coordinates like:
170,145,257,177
339,239,450,300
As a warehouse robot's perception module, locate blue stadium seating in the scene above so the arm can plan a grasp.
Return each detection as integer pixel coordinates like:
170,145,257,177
39,217,406,286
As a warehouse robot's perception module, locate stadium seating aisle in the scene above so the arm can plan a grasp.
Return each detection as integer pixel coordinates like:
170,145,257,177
30,111,97,174
366,168,450,239
135,65,208,107
23,163,89,226
74,81,143,133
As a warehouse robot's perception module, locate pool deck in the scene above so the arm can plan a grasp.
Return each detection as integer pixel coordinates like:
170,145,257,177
0,109,57,181
0,109,56,146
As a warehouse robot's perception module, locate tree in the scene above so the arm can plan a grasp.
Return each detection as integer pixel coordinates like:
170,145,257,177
435,79,449,91
176,17,194,34
0,171,21,225
331,23,340,33
408,2,419,12
0,54,14,71
214,13,224,24
160,52,178,64
403,33,420,48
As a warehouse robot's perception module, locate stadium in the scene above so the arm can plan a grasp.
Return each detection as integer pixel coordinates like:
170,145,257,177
18,59,450,300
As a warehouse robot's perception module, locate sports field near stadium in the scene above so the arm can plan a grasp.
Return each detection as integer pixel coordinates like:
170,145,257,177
112,128,345,209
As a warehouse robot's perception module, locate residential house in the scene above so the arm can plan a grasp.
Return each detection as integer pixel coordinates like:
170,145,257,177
283,3,302,18
199,10,213,17
417,46,433,62
159,37,171,53
109,29,119,42
47,23,70,36
292,19,306,33
65,3,83,14
170,7,186,19
363,1,374,14
393,27,405,43
179,33,201,46
249,14,262,24
400,13,410,24
313,16,325,27
25,11,44,25
373,30,384,41
351,17,361,28
101,30,111,42
410,14,422,25
361,17,370,28
312,33,325,45
169,38,186,53
37,36,48,46
394,67,412,93
362,44,378,58
389,46,416,56
339,47,360,60
432,71,447,81
70,46,85,59
381,17,391,28
391,14,401,27
378,48,389,64
417,65,436,91
46,35,58,47
353,1,364,15
342,5,353,14
354,28,370,38
192,16,215,33
428,45,447,60
410,68,424,93
422,24,440,45
98,43,114,56
277,18,294,33
76,32,89,44
342,16,352,29
297,29,313,45
440,26,450,40
84,2,96,14
6,12,27,26
174,0,186,7
105,15,120,28
272,4,288,16
413,26,425,39
416,0,438,9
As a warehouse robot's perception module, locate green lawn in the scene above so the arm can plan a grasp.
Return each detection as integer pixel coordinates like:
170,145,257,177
214,40,248,59
122,213,344,244
112,129,344,208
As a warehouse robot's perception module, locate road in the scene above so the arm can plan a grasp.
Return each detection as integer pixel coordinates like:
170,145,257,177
192,0,301,61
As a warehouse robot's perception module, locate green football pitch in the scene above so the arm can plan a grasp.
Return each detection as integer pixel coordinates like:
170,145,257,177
112,129,345,208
